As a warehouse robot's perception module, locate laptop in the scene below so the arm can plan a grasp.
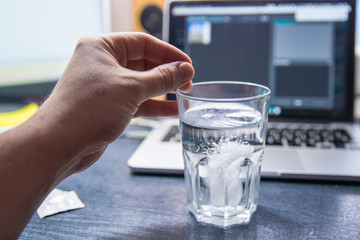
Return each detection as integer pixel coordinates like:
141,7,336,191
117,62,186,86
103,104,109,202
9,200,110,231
128,0,360,181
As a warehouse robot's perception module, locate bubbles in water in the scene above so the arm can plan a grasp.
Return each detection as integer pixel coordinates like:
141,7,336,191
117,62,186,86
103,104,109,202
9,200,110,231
207,140,254,170
183,102,262,128
201,139,254,210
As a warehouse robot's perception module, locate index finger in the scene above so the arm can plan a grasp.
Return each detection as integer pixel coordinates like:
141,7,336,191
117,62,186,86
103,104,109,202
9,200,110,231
106,32,192,65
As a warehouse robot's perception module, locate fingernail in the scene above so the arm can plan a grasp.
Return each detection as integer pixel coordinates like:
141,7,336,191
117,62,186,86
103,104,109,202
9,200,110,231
179,62,194,82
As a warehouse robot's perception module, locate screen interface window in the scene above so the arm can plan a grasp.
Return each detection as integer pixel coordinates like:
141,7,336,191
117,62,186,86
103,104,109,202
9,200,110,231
169,2,353,116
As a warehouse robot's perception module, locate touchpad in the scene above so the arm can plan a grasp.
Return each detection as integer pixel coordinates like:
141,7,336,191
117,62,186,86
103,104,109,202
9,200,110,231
262,149,305,171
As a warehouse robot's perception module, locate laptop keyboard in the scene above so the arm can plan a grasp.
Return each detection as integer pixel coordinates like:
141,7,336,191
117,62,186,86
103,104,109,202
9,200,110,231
162,124,358,150
162,126,181,142
266,126,351,148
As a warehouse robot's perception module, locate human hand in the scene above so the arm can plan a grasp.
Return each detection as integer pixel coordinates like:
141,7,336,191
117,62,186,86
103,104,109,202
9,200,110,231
0,32,195,239
33,32,194,175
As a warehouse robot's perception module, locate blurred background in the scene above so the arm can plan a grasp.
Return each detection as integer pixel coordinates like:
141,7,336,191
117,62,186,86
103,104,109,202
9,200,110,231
0,0,359,124
116,0,360,97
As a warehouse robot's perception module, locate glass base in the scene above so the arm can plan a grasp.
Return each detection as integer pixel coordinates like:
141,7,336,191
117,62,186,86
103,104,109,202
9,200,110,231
188,203,257,228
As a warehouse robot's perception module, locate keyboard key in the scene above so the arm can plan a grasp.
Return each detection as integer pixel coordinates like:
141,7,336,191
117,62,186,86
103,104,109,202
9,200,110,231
306,129,321,142
305,138,317,147
334,142,346,148
333,129,351,143
266,136,282,146
294,129,306,141
288,137,302,146
322,134,335,142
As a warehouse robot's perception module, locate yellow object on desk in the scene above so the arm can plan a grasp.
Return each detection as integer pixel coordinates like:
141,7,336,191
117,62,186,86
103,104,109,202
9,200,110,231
0,103,39,127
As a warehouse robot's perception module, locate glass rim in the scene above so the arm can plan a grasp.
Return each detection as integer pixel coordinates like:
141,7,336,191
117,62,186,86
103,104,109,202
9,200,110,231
176,81,271,102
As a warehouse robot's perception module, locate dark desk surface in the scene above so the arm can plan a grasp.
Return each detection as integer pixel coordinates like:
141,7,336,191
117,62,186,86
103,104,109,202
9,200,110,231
19,125,360,240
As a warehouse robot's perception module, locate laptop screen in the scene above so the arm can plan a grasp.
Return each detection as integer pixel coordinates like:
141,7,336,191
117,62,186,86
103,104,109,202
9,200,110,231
163,0,356,122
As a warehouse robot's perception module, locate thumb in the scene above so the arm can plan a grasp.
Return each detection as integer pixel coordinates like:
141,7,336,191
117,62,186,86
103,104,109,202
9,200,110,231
140,61,194,98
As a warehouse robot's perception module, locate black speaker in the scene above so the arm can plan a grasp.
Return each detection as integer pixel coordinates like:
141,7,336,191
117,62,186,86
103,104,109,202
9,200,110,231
133,0,163,39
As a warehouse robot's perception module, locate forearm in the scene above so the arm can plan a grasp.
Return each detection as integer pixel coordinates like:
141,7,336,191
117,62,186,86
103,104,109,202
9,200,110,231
0,106,80,239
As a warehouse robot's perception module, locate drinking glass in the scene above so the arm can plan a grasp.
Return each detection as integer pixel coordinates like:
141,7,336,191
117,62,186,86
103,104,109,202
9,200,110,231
177,81,271,227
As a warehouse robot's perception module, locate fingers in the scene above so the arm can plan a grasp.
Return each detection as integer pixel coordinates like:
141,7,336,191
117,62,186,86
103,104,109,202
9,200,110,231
179,81,193,92
134,99,178,117
95,32,195,109
136,61,194,99
126,59,160,71
167,81,193,94
105,32,191,65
